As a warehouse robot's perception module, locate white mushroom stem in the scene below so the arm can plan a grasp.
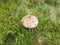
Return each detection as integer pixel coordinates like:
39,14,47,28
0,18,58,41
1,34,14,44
31,28,35,33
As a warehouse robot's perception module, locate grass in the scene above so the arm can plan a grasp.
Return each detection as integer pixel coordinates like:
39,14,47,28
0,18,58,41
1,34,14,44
0,0,60,45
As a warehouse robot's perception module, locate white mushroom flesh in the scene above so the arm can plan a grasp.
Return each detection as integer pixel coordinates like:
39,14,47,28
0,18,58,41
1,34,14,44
22,15,38,28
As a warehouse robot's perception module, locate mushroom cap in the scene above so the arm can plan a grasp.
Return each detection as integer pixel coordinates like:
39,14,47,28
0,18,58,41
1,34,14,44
22,15,38,28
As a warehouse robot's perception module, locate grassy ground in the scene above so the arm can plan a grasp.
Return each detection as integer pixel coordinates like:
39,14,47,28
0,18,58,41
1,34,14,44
0,0,60,45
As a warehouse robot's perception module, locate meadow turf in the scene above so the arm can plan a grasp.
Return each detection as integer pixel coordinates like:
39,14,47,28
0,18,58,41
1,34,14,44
0,0,60,45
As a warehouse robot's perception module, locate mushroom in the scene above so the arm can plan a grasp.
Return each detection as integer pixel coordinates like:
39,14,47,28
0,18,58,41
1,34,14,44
22,15,38,32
